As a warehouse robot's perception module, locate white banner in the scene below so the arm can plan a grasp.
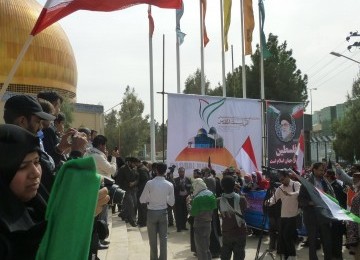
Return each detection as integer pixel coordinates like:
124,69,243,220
167,93,262,176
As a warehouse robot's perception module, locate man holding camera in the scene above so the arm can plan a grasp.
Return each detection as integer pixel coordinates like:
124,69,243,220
85,135,119,249
268,169,301,260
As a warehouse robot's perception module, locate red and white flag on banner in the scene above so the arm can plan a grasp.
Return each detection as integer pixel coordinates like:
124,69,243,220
235,136,258,174
295,130,304,172
31,0,181,35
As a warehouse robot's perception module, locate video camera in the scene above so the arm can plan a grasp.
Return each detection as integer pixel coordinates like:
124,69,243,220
168,165,176,173
102,176,126,205
261,166,286,187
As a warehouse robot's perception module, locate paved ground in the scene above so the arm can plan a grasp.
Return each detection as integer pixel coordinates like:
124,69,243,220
99,211,353,260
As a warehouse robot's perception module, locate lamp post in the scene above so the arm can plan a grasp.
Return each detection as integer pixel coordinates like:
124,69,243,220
309,87,317,115
330,51,360,64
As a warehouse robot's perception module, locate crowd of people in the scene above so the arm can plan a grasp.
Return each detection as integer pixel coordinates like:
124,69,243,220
2,91,360,260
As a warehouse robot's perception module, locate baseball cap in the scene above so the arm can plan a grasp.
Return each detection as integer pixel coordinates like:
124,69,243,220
5,95,56,121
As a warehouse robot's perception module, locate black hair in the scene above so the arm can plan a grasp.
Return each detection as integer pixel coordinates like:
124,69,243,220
54,112,66,123
92,135,107,148
156,163,167,175
278,170,289,178
326,169,335,177
152,162,158,170
78,127,91,136
279,113,291,123
312,162,323,171
221,176,235,193
38,98,55,114
37,90,63,104
3,109,31,124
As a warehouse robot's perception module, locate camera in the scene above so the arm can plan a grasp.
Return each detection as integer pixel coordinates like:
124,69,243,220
261,166,281,185
168,165,176,173
102,176,126,205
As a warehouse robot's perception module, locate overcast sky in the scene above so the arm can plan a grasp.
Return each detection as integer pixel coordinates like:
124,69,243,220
37,0,360,120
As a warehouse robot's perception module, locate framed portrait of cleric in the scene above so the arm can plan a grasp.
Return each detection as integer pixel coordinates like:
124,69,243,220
274,112,296,142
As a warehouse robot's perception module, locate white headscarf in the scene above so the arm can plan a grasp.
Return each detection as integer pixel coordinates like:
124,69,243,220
192,178,207,196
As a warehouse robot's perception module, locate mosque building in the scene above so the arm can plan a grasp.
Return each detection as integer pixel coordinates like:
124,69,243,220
0,0,104,133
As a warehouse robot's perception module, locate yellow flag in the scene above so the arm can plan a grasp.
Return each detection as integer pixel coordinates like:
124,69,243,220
244,0,255,55
223,0,232,52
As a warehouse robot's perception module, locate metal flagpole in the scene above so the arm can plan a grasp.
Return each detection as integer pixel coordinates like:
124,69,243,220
258,0,266,167
162,34,166,162
220,0,226,97
200,0,205,95
0,35,34,100
176,31,181,93
148,6,156,162
240,0,247,98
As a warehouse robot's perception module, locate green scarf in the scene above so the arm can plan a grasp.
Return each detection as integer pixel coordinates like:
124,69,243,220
36,157,101,260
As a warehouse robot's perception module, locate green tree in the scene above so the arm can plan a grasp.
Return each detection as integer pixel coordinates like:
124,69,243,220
118,86,150,157
183,69,211,94
104,109,119,151
155,121,168,161
209,34,308,104
333,76,360,162
61,97,74,129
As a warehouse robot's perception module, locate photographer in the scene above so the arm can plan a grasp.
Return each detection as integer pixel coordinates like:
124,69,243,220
263,180,281,253
85,135,118,248
267,169,301,260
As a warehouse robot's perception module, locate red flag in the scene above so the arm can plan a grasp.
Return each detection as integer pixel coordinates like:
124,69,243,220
295,130,304,172
148,5,154,37
201,0,209,47
235,136,258,174
31,0,182,35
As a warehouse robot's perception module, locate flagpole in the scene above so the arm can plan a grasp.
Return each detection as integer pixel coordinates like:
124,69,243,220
176,28,181,93
0,35,34,100
240,0,246,98
162,34,166,162
258,0,265,100
148,6,156,162
200,0,205,95
258,0,266,166
220,0,226,97
231,44,235,97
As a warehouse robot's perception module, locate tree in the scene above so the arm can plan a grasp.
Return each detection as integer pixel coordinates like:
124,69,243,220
209,34,308,104
117,86,150,157
333,75,360,162
61,97,74,129
104,109,119,151
183,69,211,94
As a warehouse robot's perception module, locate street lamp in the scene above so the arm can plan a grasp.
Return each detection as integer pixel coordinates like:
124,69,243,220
309,87,317,115
330,51,360,64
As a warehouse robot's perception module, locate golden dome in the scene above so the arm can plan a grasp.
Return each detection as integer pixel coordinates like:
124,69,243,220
0,0,77,98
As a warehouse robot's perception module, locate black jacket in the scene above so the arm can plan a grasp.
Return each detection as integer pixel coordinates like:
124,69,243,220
0,183,47,260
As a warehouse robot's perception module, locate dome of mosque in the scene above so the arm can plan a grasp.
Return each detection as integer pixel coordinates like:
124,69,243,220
197,128,208,136
0,0,77,99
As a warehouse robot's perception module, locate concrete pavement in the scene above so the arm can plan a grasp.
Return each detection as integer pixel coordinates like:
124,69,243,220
99,211,353,260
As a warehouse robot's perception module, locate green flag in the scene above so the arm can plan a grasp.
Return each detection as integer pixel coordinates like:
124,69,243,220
259,0,271,58
36,157,101,260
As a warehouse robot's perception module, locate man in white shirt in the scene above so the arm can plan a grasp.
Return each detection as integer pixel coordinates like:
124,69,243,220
268,169,301,260
85,134,119,249
85,135,118,178
140,163,175,260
